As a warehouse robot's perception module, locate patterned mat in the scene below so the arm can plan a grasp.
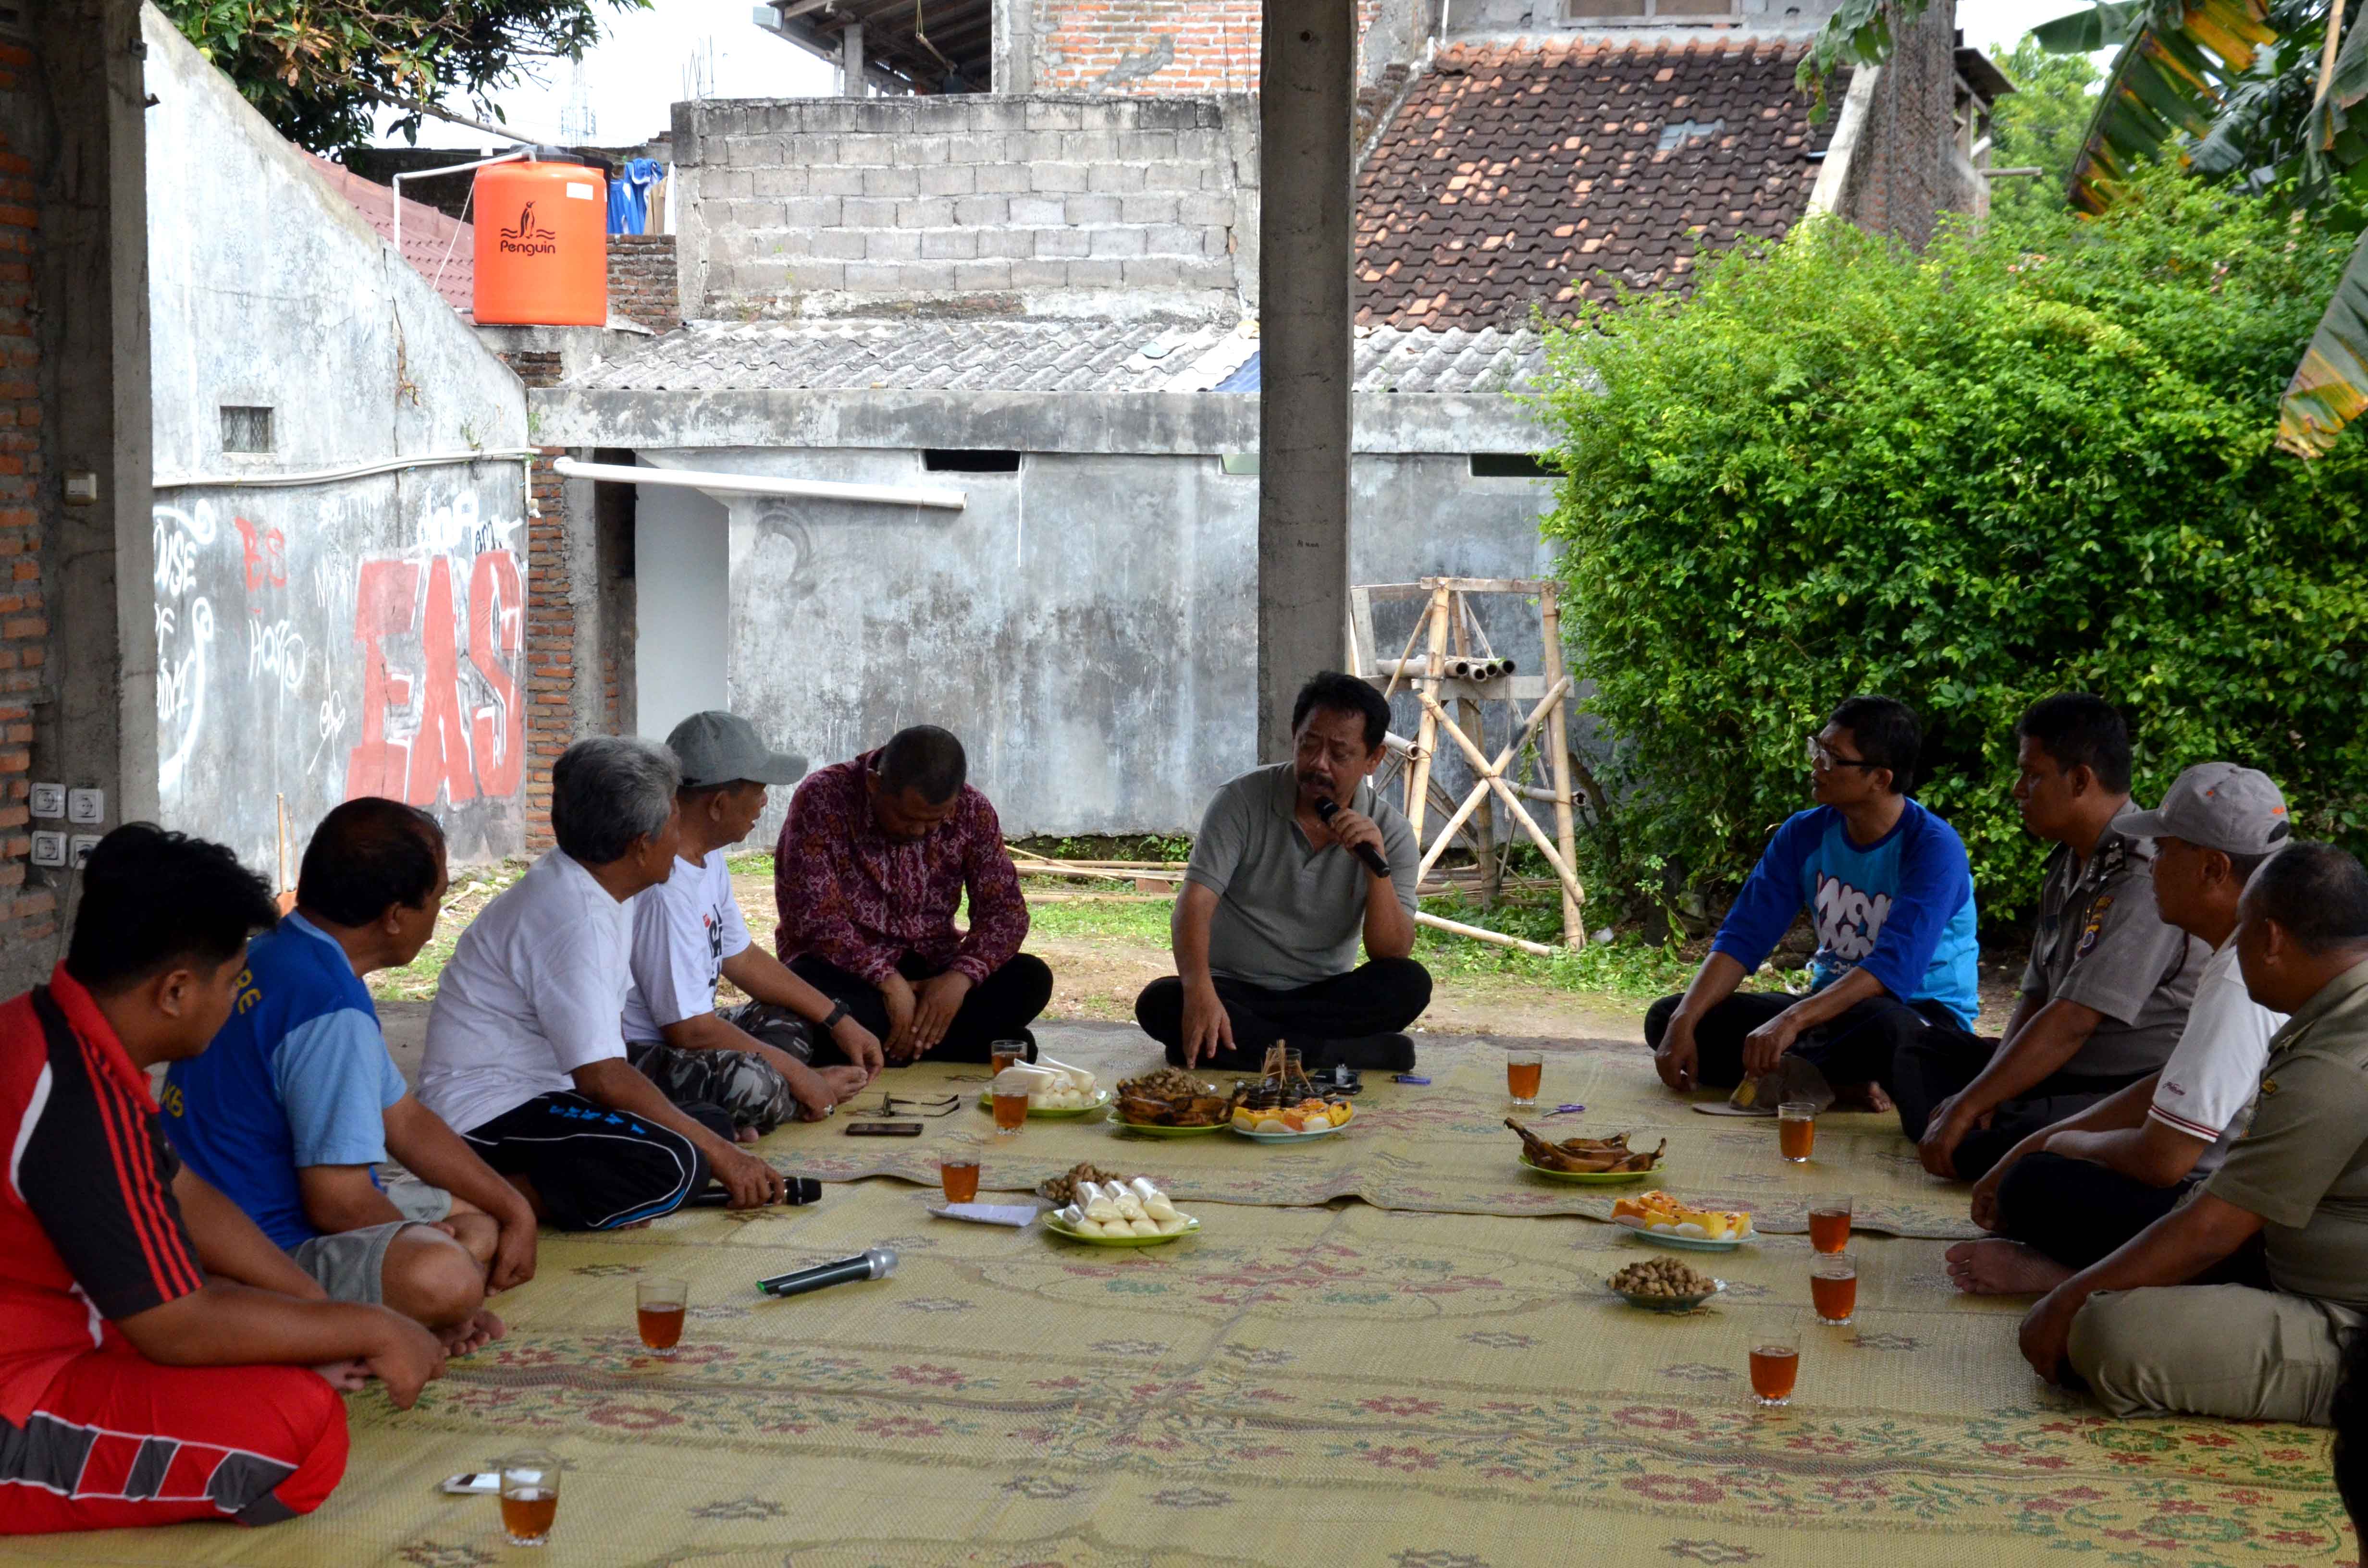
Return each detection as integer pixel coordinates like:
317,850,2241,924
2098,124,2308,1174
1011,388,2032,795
784,1027,1986,1239
11,1187,2346,1567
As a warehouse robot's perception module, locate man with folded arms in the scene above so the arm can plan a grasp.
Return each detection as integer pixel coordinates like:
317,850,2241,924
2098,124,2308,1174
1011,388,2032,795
774,725,1052,1064
623,711,881,1133
166,798,537,1353
1136,671,1430,1073
2020,842,2368,1425
1948,763,2291,1295
421,737,786,1225
0,826,443,1534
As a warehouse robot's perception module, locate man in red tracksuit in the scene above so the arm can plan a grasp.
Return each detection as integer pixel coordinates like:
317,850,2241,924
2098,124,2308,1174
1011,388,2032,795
0,825,444,1534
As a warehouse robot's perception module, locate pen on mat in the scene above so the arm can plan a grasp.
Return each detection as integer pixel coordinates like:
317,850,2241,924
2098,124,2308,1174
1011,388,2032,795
1540,1103,1587,1117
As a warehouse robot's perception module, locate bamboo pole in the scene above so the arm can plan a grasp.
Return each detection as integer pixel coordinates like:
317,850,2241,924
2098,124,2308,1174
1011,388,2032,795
1415,909,1557,957
1402,581,1452,839
1536,581,1584,947
1418,689,1587,903
1413,677,1573,884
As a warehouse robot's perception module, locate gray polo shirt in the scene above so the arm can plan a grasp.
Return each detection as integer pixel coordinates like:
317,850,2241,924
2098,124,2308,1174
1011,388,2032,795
2018,801,2207,1077
1184,763,1418,990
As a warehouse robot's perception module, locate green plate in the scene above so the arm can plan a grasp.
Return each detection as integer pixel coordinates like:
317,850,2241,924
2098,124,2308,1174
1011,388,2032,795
1113,1118,1231,1137
1044,1214,1200,1247
1613,1219,1751,1252
1517,1153,1663,1185
975,1089,1113,1119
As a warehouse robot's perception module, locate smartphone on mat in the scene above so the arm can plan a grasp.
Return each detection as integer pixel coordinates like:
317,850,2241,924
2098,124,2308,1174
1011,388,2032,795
440,1472,500,1495
845,1121,925,1137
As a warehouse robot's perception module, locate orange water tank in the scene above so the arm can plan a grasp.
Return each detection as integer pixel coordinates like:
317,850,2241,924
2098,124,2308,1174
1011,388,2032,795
472,155,607,326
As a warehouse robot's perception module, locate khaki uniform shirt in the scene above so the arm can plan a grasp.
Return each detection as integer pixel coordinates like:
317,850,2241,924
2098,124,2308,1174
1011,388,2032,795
1184,763,1418,991
2018,802,2207,1077
2206,958,2368,1309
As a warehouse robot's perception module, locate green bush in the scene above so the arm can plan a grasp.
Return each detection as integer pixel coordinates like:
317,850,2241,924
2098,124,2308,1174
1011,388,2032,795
1537,171,2368,926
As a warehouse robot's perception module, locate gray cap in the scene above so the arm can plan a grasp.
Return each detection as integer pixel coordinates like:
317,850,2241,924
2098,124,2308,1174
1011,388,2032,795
665,710,808,790
2121,762,2292,857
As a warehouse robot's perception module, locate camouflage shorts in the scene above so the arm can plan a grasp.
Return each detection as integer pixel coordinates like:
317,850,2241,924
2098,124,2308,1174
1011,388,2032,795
627,1038,799,1135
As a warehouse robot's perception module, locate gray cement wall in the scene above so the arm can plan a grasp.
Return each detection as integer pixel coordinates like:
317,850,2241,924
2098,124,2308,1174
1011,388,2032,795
673,95,1259,319
623,444,1558,843
143,6,530,875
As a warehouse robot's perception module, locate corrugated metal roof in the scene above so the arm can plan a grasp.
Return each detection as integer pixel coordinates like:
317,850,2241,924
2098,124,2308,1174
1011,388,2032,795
305,153,476,317
562,318,1546,395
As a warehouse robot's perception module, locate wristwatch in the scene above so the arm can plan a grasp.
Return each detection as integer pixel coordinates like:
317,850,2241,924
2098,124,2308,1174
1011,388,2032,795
820,1001,851,1032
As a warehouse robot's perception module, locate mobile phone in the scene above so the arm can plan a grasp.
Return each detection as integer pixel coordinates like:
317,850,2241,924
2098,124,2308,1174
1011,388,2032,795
844,1120,925,1137
440,1472,500,1495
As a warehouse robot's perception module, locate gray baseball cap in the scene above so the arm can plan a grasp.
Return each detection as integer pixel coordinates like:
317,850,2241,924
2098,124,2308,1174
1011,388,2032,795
665,711,808,790
2121,761,2292,856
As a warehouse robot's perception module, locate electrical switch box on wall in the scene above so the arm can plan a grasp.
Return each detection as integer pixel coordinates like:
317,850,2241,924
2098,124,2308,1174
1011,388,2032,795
66,789,104,826
29,784,63,819
30,832,66,868
68,836,100,870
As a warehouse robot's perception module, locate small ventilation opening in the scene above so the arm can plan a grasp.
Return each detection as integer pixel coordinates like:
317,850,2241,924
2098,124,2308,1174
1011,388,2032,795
923,450,1022,473
222,406,274,454
1470,453,1553,478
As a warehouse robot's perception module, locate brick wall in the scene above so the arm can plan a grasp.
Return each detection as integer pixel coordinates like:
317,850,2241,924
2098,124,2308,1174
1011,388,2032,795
607,233,679,331
496,348,571,852
1029,0,1380,95
676,95,1256,315
1842,0,1969,249
0,37,45,957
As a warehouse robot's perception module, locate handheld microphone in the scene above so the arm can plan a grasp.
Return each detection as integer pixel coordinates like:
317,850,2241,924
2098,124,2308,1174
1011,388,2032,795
1314,797,1392,879
756,1246,898,1298
689,1176,822,1208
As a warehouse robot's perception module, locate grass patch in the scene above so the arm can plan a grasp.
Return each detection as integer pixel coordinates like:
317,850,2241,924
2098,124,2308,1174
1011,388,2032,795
370,859,529,1005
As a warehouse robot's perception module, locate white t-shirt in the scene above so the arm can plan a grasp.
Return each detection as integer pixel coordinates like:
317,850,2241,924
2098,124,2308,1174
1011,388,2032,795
419,849,634,1135
2148,936,2288,1173
620,850,752,1044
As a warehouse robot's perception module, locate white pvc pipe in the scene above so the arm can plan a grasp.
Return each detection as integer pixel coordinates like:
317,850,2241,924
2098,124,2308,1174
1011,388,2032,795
556,456,967,510
155,449,539,490
392,148,529,279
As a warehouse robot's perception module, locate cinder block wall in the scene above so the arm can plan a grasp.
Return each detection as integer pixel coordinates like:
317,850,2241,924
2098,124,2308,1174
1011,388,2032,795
673,96,1259,317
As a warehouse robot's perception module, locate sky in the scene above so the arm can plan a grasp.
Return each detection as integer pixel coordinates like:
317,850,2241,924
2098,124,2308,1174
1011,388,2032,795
373,0,2107,152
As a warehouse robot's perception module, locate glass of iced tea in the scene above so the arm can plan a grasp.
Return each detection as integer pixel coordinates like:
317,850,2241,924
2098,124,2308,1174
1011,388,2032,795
497,1450,561,1546
636,1276,687,1357
1778,1100,1816,1163
990,1039,1031,1075
1808,1195,1853,1254
1506,1050,1544,1108
940,1151,981,1204
990,1068,1031,1136
1749,1342,1799,1408
1812,1251,1858,1326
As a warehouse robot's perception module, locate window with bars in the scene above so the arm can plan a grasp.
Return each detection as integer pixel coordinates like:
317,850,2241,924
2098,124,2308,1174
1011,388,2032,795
221,405,274,453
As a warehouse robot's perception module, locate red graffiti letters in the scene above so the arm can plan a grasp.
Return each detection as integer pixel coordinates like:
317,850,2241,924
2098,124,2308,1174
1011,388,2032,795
468,549,524,796
346,560,420,797
405,558,478,806
234,516,288,591
346,549,523,809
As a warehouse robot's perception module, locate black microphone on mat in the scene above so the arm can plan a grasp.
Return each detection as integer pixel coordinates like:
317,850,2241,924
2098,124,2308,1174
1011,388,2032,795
689,1176,821,1207
1314,797,1391,879
757,1247,898,1299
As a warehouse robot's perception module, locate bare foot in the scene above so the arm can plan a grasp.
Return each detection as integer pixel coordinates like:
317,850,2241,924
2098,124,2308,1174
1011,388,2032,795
1829,1080,1895,1114
736,1126,760,1145
1944,1239,2073,1296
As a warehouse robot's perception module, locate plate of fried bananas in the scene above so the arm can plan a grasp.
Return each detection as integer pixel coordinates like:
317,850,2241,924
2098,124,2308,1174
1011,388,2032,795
1505,1119,1666,1183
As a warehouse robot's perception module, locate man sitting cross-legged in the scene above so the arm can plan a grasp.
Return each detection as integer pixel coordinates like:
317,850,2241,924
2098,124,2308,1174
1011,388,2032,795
0,825,444,1535
1135,671,1431,1073
1910,694,2208,1181
774,725,1053,1065
421,737,787,1225
1646,696,1981,1114
623,710,882,1134
1946,762,2291,1296
163,798,538,1354
2019,842,2368,1426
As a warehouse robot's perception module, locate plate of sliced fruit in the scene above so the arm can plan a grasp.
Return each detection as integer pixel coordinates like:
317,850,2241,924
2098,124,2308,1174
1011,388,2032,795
1611,1190,1756,1251
1229,1098,1354,1141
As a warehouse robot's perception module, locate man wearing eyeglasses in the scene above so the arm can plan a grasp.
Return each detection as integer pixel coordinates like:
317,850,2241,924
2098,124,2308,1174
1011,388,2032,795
1647,696,1982,1119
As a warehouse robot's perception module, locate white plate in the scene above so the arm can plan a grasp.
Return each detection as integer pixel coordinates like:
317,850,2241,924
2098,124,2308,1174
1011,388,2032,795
1613,1217,1752,1253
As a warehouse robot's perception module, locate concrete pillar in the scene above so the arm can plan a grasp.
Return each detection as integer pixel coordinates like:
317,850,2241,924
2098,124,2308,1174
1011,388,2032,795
839,23,865,98
1254,0,1355,760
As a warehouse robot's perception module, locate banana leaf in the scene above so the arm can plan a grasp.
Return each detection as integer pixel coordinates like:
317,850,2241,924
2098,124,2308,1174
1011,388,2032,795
2278,225,2368,455
2063,0,2277,211
2032,0,2155,49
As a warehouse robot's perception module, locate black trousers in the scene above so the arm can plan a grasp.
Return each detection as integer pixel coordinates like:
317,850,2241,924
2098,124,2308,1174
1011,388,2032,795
1889,1028,2150,1182
1642,989,1978,1100
787,951,1054,1065
462,1090,730,1231
1134,958,1432,1072
1995,1150,2194,1271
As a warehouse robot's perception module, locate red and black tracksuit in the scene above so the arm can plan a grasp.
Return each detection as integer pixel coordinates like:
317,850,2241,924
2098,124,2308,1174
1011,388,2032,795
0,967,347,1533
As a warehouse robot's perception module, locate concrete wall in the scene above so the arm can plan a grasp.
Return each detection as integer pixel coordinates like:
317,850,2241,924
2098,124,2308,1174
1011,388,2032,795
673,95,1259,318
623,443,1557,842
1017,0,1424,95
633,476,729,742
143,6,530,874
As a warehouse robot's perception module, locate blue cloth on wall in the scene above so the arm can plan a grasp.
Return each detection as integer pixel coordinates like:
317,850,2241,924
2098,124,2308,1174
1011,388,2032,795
608,158,664,235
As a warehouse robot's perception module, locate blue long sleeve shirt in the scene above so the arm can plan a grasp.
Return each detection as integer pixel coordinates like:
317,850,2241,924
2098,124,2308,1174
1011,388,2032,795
1709,800,1981,1027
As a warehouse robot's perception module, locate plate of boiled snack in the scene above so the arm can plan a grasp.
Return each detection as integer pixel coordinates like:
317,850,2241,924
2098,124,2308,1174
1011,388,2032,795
1606,1256,1726,1314
1113,1068,1235,1136
1045,1177,1200,1246
1610,1190,1756,1252
1506,1119,1667,1184
975,1058,1114,1118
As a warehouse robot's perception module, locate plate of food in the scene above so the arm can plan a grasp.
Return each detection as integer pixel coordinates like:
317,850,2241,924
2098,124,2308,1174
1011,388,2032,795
976,1087,1114,1119
1044,1178,1199,1246
1506,1120,1665,1182
1611,1190,1756,1251
1229,1098,1354,1141
1607,1256,1726,1313
1112,1067,1234,1135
